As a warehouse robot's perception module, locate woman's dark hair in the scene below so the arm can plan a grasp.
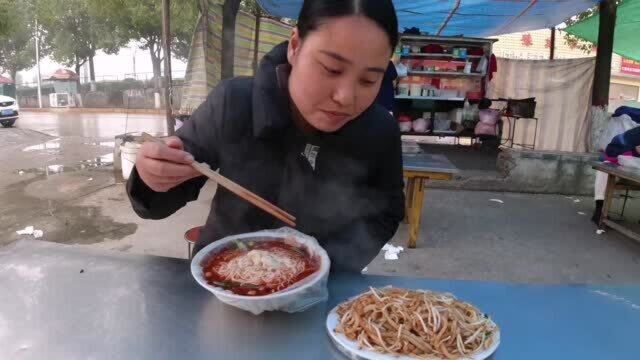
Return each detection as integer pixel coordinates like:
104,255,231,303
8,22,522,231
297,0,399,52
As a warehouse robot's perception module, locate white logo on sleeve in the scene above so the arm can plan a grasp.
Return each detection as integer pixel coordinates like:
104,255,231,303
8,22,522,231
301,144,320,170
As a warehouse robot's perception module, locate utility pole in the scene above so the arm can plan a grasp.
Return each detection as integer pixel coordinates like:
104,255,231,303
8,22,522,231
549,27,556,60
35,17,42,108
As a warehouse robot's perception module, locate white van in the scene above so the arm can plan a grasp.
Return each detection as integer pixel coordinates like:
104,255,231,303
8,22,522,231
0,95,19,127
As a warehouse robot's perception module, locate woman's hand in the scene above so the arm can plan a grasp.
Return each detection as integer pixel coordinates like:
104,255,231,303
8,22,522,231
135,136,202,192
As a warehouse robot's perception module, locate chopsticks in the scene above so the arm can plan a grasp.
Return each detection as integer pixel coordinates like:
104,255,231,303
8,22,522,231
140,132,296,227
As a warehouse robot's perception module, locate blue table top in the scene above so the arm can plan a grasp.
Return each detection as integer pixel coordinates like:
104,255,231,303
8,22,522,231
403,153,460,174
330,274,640,359
1,240,639,359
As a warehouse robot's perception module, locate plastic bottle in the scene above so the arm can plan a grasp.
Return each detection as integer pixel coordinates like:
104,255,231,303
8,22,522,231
462,99,471,121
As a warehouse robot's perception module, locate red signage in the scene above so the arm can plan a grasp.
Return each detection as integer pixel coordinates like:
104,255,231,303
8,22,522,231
621,58,640,76
520,33,533,47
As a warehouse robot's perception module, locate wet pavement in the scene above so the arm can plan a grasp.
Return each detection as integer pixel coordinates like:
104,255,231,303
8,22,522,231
15,111,168,138
0,111,167,247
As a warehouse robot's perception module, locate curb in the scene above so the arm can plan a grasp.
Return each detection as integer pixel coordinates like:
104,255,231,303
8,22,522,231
21,108,164,114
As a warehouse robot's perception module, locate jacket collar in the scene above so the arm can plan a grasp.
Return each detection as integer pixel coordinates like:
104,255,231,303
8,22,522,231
252,42,292,138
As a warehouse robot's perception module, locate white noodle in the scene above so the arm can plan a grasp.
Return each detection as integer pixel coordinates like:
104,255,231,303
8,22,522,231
215,248,306,288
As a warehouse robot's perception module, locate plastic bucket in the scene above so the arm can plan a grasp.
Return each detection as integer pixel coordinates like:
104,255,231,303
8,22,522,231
120,142,142,180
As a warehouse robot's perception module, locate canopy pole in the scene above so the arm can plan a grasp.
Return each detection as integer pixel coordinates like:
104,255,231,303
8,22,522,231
437,0,461,35
200,0,209,69
222,0,242,80
162,0,175,135
591,0,617,107
587,0,617,152
252,11,262,74
549,27,555,60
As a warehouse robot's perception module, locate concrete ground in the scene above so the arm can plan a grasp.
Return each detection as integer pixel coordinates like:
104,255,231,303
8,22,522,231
2,111,640,284
368,190,640,284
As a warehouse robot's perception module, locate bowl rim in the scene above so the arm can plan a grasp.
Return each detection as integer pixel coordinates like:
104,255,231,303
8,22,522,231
190,232,330,301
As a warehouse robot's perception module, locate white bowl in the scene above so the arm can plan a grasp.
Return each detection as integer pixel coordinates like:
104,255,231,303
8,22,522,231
190,228,331,315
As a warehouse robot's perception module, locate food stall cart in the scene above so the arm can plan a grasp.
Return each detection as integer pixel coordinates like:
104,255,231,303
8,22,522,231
395,35,497,144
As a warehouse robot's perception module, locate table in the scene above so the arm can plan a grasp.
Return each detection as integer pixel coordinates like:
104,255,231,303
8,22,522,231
4,240,639,359
403,153,459,248
502,114,538,150
593,162,640,242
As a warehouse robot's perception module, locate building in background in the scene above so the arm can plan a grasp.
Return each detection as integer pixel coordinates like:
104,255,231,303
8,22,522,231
492,29,640,108
0,76,16,98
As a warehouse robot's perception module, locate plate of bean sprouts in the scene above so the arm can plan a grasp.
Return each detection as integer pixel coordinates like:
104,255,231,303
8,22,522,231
326,287,500,360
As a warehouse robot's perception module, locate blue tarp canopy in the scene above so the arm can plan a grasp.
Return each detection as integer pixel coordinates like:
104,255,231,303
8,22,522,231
257,0,600,37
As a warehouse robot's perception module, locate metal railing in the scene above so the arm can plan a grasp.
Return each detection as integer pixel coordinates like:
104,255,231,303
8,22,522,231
16,71,187,111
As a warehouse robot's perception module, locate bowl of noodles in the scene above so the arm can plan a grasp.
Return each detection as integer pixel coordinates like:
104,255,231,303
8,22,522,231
326,287,500,360
191,227,331,315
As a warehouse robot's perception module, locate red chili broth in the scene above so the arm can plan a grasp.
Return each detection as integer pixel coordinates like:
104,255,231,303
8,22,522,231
202,240,319,296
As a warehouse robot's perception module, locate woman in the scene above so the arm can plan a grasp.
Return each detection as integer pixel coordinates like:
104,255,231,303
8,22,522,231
592,113,639,224
127,0,404,272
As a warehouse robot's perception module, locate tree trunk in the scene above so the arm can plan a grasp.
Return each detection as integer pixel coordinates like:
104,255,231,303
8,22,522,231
150,45,163,90
89,54,95,82
9,68,17,84
74,56,83,107
75,60,82,93
75,61,81,79
221,0,241,80
9,67,18,101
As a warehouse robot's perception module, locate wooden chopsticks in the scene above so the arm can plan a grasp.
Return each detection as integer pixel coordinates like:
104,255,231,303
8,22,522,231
140,133,296,227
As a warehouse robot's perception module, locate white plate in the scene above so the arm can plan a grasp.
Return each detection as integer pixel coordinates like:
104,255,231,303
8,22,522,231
326,304,500,360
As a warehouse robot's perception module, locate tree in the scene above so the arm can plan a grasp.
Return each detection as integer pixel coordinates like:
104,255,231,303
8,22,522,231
563,0,623,53
99,0,198,87
0,0,44,82
37,0,127,81
171,1,200,63
0,0,11,37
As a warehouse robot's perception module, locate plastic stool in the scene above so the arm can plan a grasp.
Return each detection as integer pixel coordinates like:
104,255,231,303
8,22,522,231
184,226,203,260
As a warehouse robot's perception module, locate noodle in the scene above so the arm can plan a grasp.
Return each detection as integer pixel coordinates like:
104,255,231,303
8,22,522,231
216,248,306,287
334,287,498,359
203,239,319,296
